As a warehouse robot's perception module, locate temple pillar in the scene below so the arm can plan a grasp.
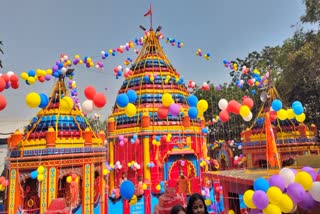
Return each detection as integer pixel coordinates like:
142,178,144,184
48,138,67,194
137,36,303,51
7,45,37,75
47,167,57,207
90,164,95,214
143,136,151,183
109,140,115,194
8,169,17,214
186,136,191,148
40,167,48,214
83,164,91,214
100,164,106,213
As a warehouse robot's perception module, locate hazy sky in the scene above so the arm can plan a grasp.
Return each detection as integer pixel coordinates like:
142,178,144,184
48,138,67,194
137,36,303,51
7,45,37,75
0,0,307,122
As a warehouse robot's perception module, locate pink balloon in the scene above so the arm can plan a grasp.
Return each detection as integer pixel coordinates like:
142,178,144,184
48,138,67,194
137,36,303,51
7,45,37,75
168,103,180,116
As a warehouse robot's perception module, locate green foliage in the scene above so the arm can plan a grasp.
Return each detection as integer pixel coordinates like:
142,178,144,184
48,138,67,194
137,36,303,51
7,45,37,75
301,0,320,24
87,117,107,133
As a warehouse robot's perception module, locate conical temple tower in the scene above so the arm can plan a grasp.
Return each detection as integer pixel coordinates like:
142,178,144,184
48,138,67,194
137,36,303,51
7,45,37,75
107,29,208,213
241,71,319,168
6,78,107,213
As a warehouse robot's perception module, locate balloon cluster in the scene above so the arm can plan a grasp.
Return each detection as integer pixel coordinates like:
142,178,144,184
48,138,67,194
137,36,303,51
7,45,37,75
151,135,161,146
201,187,212,206
30,166,45,182
66,173,79,186
103,162,113,176
82,86,107,114
187,80,196,89
218,96,254,123
223,60,238,71
243,166,320,213
20,69,52,85
187,95,208,119
211,159,220,169
0,71,20,111
124,57,133,66
147,161,155,168
200,157,210,167
157,93,181,119
270,99,306,123
127,161,141,171
166,37,184,48
233,154,246,166
116,89,138,117
196,49,211,60
0,176,9,191
155,181,165,193
114,161,123,170
130,134,140,144
201,82,210,90
25,92,50,109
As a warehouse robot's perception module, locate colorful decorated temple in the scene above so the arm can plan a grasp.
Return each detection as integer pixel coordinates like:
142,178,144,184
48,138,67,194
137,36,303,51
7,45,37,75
106,28,209,213
5,77,107,213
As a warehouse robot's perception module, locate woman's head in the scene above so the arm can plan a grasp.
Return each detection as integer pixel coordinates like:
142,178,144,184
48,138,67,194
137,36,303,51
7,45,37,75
170,204,186,214
186,193,208,214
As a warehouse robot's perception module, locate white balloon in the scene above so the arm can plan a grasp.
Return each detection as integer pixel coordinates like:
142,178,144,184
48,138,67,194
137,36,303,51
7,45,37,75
61,67,67,74
7,71,14,77
279,168,295,187
101,51,105,55
309,182,320,202
243,112,253,121
82,100,94,114
218,99,228,111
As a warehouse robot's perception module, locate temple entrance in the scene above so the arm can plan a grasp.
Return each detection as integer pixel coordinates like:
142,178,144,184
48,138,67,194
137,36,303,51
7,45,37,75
20,177,40,213
57,174,82,208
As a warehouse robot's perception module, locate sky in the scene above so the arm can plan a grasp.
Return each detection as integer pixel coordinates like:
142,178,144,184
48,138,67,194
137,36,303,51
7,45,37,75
0,0,308,123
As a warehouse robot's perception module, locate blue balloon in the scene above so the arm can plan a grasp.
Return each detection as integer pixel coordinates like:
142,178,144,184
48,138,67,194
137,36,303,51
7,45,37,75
39,93,49,108
120,180,135,200
30,170,38,179
126,90,137,103
188,107,198,119
293,105,304,115
271,99,282,112
253,177,270,192
28,70,36,77
187,95,198,107
116,94,129,108
155,136,160,141
292,101,302,108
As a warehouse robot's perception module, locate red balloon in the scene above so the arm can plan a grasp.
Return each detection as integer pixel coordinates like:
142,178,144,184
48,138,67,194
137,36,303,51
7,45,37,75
38,76,45,83
219,110,229,122
9,74,19,83
243,97,254,109
270,111,277,122
1,74,9,83
84,86,96,100
0,94,7,111
93,93,106,108
157,105,169,119
227,100,241,115
10,81,19,89
0,78,5,92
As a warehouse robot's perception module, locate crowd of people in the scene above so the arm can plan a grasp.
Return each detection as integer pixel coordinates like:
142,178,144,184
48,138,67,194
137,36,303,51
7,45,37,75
170,193,209,214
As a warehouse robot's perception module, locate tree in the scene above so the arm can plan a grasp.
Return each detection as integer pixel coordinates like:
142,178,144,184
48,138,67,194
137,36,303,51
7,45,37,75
87,116,107,133
301,0,320,24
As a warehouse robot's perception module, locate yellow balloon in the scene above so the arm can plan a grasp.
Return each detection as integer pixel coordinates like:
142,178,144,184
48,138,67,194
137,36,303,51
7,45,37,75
66,176,72,183
142,183,147,190
37,174,44,182
103,169,109,176
125,103,137,117
60,96,74,112
129,195,137,205
295,113,306,123
37,166,45,174
0,185,5,191
204,199,211,206
278,194,294,213
277,109,288,121
263,204,281,214
239,105,250,118
156,184,161,191
162,93,174,107
27,76,36,84
287,109,295,119
228,210,235,214
197,99,208,112
20,72,29,80
295,171,312,190
26,92,41,108
266,186,282,205
243,190,256,209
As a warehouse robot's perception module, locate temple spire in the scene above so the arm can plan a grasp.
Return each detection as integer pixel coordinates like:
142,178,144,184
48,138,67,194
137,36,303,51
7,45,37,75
144,3,153,30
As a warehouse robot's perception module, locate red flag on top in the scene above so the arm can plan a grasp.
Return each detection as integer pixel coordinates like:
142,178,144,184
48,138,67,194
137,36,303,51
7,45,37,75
144,4,152,17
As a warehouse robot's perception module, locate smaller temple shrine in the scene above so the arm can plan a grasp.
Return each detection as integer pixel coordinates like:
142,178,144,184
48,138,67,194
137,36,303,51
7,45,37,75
5,76,107,214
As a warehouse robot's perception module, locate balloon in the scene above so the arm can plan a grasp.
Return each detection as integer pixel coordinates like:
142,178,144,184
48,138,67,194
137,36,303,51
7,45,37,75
286,182,305,203
271,99,282,112
301,166,317,181
293,103,304,115
266,186,283,205
197,99,208,112
168,103,180,116
269,110,277,122
260,91,268,102
38,93,49,109
277,109,288,121
219,110,229,122
26,92,41,108
279,167,295,187
0,94,7,111
116,93,129,108
188,107,198,119
268,174,285,192
0,78,5,92
239,105,250,117
162,93,174,107
243,112,253,121
287,109,295,119
227,100,241,114
93,93,106,108
243,190,256,209
295,113,306,123
157,105,169,119
262,204,281,214
37,166,45,174
298,191,318,210
278,194,294,213
187,95,198,107
30,170,38,179
295,171,313,190
20,72,29,80
120,180,135,200
243,97,254,109
60,96,74,112
66,176,72,183
82,100,94,114
252,190,269,209
218,99,228,110
126,89,137,103
84,86,96,100
37,174,44,182
253,177,270,192
125,103,137,117
309,182,320,202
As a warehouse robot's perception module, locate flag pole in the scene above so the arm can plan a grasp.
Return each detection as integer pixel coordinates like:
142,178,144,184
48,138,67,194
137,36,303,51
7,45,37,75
150,3,153,30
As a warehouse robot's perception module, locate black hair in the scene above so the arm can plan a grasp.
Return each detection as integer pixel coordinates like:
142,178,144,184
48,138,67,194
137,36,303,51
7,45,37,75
186,193,209,214
170,204,186,214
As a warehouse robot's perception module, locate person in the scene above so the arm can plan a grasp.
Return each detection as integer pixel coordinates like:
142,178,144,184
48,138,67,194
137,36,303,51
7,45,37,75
177,171,189,195
186,193,209,214
170,204,186,214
